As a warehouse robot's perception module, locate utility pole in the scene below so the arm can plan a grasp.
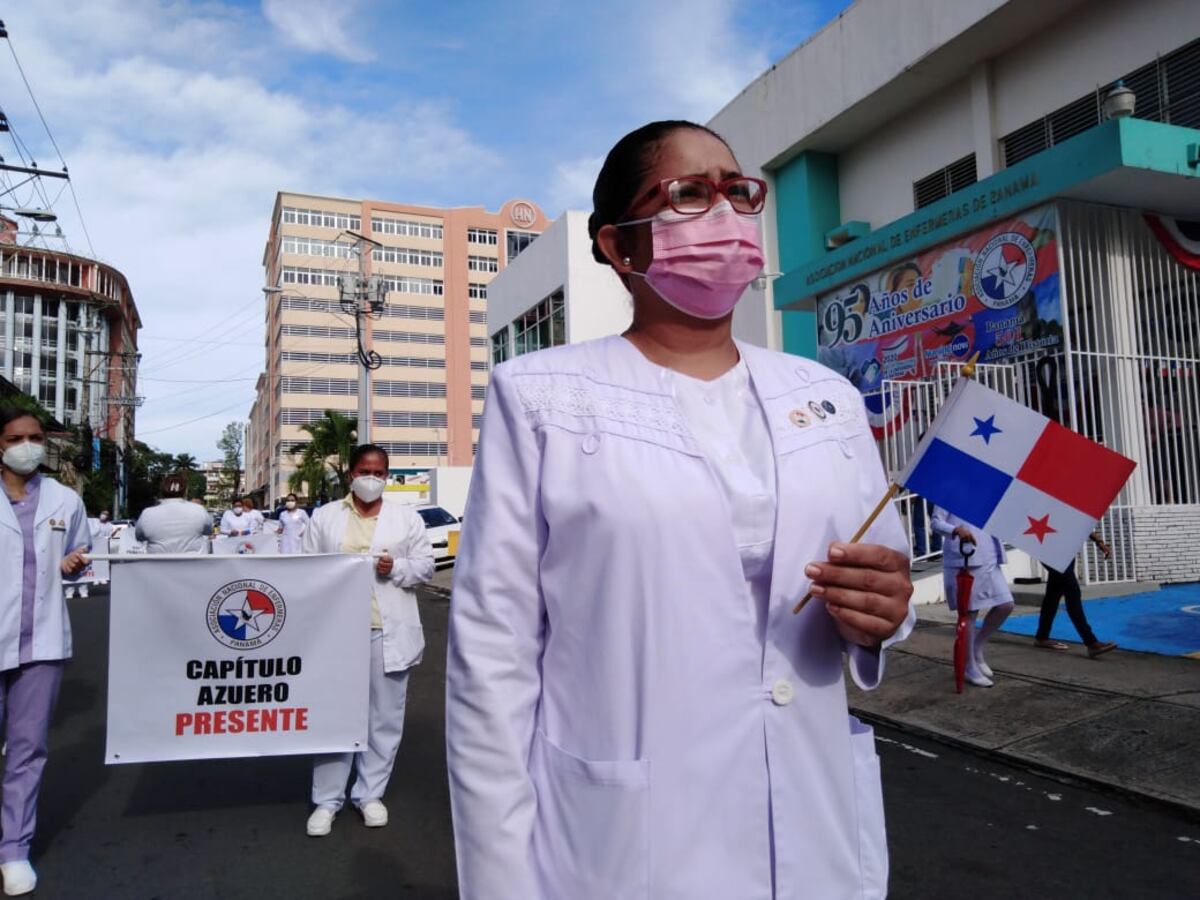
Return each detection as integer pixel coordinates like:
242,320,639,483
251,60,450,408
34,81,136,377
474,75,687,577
338,230,385,446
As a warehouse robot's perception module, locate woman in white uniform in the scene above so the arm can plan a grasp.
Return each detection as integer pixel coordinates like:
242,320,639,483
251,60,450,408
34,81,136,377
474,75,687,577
447,121,915,900
931,507,1014,687
134,473,212,554
0,408,90,897
302,444,434,836
278,493,309,555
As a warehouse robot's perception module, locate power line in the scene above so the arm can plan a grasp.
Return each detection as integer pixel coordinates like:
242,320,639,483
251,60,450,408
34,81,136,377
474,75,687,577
137,395,257,436
2,28,95,256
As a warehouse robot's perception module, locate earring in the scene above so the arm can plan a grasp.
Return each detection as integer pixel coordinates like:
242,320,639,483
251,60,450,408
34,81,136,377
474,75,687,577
622,257,631,266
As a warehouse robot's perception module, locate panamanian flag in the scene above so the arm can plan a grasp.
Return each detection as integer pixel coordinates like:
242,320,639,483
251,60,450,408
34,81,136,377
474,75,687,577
898,378,1135,572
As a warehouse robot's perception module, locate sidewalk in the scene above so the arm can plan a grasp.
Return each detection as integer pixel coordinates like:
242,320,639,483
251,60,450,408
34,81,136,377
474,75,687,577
850,603,1200,815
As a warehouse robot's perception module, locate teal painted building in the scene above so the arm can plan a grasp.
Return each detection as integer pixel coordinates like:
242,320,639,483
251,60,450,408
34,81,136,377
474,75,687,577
710,0,1200,585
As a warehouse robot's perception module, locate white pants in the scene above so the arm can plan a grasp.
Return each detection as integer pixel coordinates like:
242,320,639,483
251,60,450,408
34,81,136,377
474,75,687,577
311,630,410,810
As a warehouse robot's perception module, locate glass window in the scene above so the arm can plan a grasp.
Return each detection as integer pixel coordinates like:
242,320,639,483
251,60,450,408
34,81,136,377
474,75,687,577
417,507,458,527
506,230,539,263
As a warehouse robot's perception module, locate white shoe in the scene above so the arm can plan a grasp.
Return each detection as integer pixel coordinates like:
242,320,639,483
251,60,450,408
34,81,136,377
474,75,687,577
1,860,37,896
965,670,994,688
306,806,336,837
359,799,388,828
975,657,994,678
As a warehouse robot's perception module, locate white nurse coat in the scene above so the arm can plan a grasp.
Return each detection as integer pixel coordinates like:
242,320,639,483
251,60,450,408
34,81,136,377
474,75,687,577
931,507,1013,613
302,498,434,673
0,475,91,671
278,507,310,554
447,336,915,900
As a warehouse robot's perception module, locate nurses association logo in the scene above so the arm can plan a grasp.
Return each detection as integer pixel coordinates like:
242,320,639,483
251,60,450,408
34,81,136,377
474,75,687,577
206,580,287,651
973,231,1036,309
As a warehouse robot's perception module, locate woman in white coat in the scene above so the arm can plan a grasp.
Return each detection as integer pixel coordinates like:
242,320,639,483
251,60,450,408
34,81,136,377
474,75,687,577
278,493,309,554
931,507,1014,687
447,121,915,900
0,409,90,897
301,444,434,836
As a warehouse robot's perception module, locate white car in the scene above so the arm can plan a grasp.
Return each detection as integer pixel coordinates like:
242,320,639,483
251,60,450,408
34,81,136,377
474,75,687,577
415,504,459,563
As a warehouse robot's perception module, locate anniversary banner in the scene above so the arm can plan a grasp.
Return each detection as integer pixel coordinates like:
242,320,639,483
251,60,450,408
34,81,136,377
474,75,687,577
106,554,371,764
816,204,1064,401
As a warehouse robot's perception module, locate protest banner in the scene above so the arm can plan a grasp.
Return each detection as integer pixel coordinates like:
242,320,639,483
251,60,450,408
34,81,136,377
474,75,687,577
76,557,110,585
106,554,371,764
211,532,281,555
816,204,1063,389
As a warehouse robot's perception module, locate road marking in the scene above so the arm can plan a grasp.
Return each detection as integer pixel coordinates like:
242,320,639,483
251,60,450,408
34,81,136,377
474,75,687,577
1181,605,1200,616
1085,807,1114,817
875,735,938,758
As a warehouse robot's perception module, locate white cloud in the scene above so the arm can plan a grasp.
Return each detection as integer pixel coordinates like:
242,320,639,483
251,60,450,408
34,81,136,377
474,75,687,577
0,1,496,459
262,0,375,63
545,155,604,217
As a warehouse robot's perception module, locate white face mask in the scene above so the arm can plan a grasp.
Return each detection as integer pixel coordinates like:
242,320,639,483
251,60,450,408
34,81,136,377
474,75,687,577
233,507,244,516
286,501,297,510
351,475,386,503
2,441,45,475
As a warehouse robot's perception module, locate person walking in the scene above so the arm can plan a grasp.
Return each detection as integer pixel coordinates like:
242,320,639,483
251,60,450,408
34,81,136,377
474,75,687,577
446,120,915,899
302,444,434,836
219,499,252,536
0,408,90,896
241,496,265,534
278,493,310,555
134,473,212,554
1035,531,1117,657
931,507,1015,687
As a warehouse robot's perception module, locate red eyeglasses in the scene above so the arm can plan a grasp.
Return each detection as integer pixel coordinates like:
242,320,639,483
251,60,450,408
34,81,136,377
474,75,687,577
626,175,768,218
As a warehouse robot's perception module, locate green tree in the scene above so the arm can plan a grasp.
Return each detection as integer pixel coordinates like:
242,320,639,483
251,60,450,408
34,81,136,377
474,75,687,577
288,410,357,500
173,453,205,500
216,421,244,503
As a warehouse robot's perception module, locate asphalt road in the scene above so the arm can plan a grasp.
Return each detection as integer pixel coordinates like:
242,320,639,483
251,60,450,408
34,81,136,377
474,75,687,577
17,582,1200,898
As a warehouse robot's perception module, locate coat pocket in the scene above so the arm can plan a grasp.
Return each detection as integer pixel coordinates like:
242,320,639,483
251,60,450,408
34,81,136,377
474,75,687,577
530,729,650,900
849,716,889,899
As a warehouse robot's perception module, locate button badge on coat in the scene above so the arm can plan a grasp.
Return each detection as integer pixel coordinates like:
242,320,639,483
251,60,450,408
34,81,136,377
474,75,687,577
821,399,837,415
807,400,828,420
582,433,601,455
788,409,811,428
771,679,795,706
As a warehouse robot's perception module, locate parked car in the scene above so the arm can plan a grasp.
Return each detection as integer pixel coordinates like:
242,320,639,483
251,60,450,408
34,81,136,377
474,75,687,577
414,504,459,563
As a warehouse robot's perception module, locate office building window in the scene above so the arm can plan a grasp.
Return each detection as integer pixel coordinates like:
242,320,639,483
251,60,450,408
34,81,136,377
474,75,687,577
471,384,487,400
282,266,342,287
492,328,510,366
370,216,444,240
375,441,448,457
506,230,539,263
281,207,361,230
468,255,499,273
912,154,977,210
468,311,487,324
512,289,565,357
372,380,448,398
282,324,356,340
381,275,444,296
372,246,444,267
468,283,488,299
468,228,498,245
281,236,355,259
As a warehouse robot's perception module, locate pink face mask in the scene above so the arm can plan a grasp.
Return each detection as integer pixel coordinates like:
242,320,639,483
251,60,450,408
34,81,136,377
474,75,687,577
622,200,765,320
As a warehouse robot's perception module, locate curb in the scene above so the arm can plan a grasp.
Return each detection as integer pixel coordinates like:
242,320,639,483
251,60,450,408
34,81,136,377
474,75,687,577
853,706,1200,823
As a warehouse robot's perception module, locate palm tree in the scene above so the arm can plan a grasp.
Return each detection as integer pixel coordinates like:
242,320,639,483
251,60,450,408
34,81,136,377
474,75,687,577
173,453,202,501
288,411,357,500
174,453,198,475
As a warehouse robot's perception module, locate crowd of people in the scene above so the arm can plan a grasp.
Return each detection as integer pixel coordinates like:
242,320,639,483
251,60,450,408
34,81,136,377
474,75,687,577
0,406,433,896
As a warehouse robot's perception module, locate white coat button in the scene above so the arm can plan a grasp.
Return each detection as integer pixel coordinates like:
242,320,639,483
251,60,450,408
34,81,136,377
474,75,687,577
582,433,601,454
771,679,795,706
795,367,811,386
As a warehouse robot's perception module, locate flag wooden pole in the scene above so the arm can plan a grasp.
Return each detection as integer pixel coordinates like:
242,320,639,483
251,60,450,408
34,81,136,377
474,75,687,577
792,352,983,615
793,483,900,614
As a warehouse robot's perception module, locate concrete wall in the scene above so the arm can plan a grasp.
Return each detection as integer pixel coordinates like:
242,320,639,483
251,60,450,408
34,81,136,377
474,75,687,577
561,211,631,344
1132,506,1200,583
487,210,629,347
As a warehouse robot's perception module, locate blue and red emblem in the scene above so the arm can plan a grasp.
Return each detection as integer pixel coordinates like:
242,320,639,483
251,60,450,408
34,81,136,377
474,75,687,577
206,580,287,650
973,231,1036,309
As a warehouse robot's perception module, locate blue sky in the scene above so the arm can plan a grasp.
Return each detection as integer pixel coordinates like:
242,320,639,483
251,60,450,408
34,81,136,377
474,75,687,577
2,0,849,458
